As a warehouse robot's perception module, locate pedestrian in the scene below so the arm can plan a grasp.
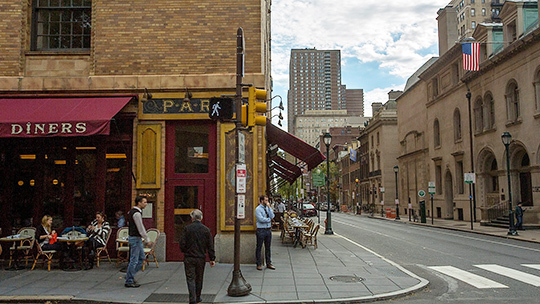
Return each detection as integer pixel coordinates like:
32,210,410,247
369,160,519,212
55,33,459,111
179,209,216,304
125,196,153,288
515,202,524,230
275,199,286,229
255,194,275,270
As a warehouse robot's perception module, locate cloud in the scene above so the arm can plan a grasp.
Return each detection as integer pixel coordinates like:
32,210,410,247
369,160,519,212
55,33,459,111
271,0,449,89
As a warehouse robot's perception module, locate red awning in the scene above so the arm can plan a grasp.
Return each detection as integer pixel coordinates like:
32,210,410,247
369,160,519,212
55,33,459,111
0,96,134,138
266,121,325,171
269,154,302,184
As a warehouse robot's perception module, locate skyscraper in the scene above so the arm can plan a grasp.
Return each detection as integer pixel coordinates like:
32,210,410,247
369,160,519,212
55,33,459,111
287,49,342,133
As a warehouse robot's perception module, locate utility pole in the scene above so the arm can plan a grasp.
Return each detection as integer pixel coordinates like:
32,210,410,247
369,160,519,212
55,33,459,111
227,28,251,297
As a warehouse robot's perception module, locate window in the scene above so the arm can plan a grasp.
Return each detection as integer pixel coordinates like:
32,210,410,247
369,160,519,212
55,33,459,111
535,69,540,112
484,93,495,129
456,161,464,194
471,9,475,17
482,8,486,16
434,119,441,147
474,98,483,133
506,80,520,122
436,165,442,195
472,21,476,29
32,0,92,51
454,109,462,141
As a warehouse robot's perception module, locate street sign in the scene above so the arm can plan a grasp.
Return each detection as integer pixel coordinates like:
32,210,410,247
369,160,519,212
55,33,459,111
236,164,246,193
428,181,436,195
237,194,245,219
418,190,426,197
238,131,245,164
380,187,385,193
464,173,476,184
312,170,325,187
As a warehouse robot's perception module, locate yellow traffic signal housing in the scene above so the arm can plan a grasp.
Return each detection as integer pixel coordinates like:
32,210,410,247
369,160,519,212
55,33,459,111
248,87,267,127
241,104,248,127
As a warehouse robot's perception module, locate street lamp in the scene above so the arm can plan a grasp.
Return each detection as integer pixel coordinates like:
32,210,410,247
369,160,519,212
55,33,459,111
394,165,400,220
323,132,333,235
355,178,359,214
502,132,518,236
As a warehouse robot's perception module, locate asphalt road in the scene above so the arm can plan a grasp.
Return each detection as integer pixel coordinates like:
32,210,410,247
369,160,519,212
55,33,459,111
327,212,540,303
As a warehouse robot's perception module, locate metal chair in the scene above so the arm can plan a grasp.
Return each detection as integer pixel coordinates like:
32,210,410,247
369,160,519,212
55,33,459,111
9,227,36,268
115,227,129,267
142,228,160,271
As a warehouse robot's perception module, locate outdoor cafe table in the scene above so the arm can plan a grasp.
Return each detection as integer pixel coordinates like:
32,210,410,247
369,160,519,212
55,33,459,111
288,219,309,248
0,234,31,270
57,236,89,271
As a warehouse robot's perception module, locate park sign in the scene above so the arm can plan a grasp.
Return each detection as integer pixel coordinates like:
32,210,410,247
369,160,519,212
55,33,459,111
312,169,325,187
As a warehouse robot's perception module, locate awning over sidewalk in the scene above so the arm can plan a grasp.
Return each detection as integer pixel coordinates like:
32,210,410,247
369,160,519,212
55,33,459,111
266,120,325,171
0,96,135,138
269,154,302,184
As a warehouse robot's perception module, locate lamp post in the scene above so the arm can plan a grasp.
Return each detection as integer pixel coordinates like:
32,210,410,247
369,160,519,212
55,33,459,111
323,132,333,235
355,178,359,214
502,132,518,236
394,165,400,220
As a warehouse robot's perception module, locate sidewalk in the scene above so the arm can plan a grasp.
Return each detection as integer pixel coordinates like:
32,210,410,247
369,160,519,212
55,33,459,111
362,212,540,244
0,229,427,304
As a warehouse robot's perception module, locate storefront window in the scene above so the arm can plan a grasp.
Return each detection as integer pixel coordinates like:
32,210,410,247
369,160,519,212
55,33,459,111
175,125,209,173
74,147,96,226
105,146,129,227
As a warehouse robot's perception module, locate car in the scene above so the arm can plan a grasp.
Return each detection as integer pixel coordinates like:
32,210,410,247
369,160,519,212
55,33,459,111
301,203,317,217
317,202,336,212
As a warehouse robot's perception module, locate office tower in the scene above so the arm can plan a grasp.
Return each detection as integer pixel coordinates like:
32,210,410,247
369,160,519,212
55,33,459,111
287,49,342,133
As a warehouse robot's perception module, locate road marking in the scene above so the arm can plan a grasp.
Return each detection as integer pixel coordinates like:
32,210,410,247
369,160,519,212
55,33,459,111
475,264,540,287
334,217,540,254
522,264,540,271
428,266,508,289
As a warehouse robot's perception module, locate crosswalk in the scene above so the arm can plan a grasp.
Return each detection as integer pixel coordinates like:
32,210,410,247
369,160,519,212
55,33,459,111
429,264,540,289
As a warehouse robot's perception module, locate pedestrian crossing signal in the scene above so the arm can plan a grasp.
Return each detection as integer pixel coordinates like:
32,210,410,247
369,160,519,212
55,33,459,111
209,97,234,121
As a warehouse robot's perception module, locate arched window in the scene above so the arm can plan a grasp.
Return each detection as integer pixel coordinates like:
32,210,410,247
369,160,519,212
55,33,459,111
434,119,441,147
474,98,483,133
454,109,462,141
506,80,520,122
484,93,495,129
490,158,499,192
534,69,540,112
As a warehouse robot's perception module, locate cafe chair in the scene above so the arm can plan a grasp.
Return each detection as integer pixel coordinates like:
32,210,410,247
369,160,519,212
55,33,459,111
301,224,320,249
142,228,160,271
9,227,36,268
96,230,112,267
115,227,129,267
32,242,57,271
281,220,295,244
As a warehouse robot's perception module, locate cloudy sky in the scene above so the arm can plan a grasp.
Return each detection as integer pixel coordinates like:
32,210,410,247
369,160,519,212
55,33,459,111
270,0,451,130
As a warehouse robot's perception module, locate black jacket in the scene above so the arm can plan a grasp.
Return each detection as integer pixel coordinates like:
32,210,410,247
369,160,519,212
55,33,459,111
179,221,215,261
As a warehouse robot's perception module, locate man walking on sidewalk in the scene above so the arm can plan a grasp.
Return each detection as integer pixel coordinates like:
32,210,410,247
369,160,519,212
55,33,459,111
125,196,153,288
255,195,275,270
515,202,524,230
179,209,215,304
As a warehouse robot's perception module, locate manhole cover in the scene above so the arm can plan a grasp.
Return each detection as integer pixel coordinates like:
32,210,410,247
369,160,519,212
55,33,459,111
329,275,363,283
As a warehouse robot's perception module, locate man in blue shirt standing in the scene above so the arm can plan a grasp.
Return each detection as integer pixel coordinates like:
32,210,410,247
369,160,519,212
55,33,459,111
255,195,275,270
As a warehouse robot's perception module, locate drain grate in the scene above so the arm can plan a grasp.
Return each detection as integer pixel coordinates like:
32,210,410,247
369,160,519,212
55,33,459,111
144,293,216,303
329,275,363,283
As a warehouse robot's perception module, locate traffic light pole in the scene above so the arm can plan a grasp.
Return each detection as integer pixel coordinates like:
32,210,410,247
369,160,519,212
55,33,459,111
227,27,251,297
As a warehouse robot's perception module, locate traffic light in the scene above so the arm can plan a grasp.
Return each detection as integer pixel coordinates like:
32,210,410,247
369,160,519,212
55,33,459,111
247,87,267,127
241,104,248,127
209,97,234,121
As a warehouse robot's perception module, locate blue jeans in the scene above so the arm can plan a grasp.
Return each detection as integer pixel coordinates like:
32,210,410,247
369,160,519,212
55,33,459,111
255,228,272,266
125,236,145,284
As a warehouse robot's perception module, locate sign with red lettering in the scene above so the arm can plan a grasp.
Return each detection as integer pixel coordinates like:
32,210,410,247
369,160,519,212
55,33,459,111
236,164,246,193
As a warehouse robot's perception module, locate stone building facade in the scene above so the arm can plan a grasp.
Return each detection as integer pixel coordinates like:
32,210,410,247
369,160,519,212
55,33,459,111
397,1,540,226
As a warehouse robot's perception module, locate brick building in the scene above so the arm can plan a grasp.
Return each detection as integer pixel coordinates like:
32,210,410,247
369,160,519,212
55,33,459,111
0,0,272,262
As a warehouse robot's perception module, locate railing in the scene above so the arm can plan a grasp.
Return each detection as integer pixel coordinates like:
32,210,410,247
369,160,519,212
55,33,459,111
485,201,508,222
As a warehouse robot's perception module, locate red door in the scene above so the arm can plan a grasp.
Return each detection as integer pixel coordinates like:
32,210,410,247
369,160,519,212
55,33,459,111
165,121,216,261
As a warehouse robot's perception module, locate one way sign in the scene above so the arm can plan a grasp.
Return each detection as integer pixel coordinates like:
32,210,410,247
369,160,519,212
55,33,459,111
209,97,234,121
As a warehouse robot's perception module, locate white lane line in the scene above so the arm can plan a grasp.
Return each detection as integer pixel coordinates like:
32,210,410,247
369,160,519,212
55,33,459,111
475,264,540,287
428,266,508,289
334,217,540,254
522,264,540,271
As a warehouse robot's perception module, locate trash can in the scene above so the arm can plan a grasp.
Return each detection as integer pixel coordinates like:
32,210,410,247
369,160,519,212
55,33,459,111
419,200,427,223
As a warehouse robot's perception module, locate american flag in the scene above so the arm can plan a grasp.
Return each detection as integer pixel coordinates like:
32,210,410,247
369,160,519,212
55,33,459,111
462,42,480,71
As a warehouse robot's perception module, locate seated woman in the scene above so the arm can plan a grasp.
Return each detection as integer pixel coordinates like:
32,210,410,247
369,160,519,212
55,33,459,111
35,215,68,268
83,211,111,270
